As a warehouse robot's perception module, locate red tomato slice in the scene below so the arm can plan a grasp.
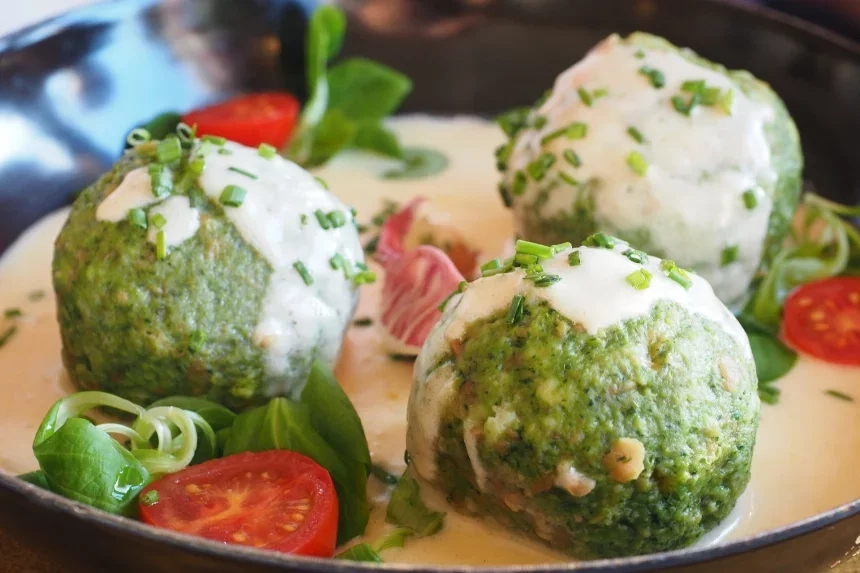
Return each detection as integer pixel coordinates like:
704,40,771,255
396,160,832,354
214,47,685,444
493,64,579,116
380,245,465,354
182,93,300,149
139,451,338,557
782,276,860,366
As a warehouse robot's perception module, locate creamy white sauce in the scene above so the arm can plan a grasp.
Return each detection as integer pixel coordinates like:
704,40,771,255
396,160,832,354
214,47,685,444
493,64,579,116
94,166,160,222
146,195,200,249
507,34,777,306
1,117,858,566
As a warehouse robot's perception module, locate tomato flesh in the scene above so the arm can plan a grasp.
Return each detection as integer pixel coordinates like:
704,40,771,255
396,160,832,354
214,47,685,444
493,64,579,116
782,276,860,366
182,92,300,149
139,451,338,557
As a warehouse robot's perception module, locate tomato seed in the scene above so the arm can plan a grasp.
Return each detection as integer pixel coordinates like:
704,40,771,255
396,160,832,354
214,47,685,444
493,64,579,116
185,484,202,494
291,513,305,522
282,524,297,533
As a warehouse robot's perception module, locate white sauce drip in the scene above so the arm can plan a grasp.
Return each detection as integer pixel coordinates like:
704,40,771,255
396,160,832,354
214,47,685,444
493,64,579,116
94,166,160,222
146,195,200,249
196,141,364,390
508,34,778,305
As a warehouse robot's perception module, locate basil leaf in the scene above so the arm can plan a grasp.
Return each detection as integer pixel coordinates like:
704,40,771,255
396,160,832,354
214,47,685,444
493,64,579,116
304,110,358,167
336,543,383,563
372,527,413,552
301,361,371,467
385,473,445,537
149,396,235,464
354,122,403,159
328,58,412,121
33,417,150,515
746,329,797,405
223,398,369,543
383,147,449,180
18,470,50,490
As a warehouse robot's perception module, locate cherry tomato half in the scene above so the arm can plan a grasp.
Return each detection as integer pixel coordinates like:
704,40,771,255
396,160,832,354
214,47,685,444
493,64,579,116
182,92,300,149
782,276,860,366
139,451,338,557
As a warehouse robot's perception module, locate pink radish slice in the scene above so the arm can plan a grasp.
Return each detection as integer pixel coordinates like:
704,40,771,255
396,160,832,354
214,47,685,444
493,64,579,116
379,245,465,354
376,196,427,265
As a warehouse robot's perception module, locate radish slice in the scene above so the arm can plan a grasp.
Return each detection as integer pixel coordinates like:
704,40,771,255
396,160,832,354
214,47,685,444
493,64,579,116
376,196,427,265
379,245,465,355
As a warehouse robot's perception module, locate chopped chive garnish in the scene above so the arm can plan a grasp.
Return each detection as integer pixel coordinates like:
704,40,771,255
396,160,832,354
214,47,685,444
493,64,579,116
188,188,206,209
327,210,347,228
526,153,556,181
825,390,854,402
126,128,151,147
532,115,548,129
148,163,174,198
701,87,721,106
482,264,512,278
176,122,196,145
217,148,233,155
228,166,258,180
315,176,329,190
721,245,739,267
188,157,205,175
672,95,690,115
583,232,617,249
202,135,226,146
719,89,734,115
558,172,579,186
540,127,567,146
314,209,332,230
563,149,582,168
638,66,665,88
353,317,373,327
742,189,758,210
219,185,246,207
128,208,147,230
626,151,649,176
533,274,561,287
661,259,693,289
300,214,309,225
681,79,706,93
352,270,377,285
568,250,581,266
329,253,346,270
495,142,513,170
258,143,277,159
551,242,572,254
4,308,22,319
592,88,608,99
498,183,512,208
140,490,159,506
27,290,46,302
151,213,167,229
514,253,539,267
156,230,167,260
634,49,646,59
516,239,553,259
481,258,502,272
512,170,528,196
507,295,525,325
626,268,653,290
0,325,17,348
294,261,314,285
623,248,648,264
188,330,206,353
627,127,646,144
565,122,588,140
577,87,593,107
156,137,182,164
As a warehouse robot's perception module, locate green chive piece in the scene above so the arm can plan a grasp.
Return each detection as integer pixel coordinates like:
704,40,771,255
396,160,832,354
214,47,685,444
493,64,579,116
533,274,561,287
514,253,539,267
156,137,182,164
516,239,553,259
202,135,226,146
721,245,739,267
719,89,734,115
126,128,151,147
228,166,258,180
480,258,502,272
661,259,693,290
507,295,525,325
627,127,646,144
156,230,167,260
140,490,159,506
176,122,196,145
330,253,346,270
188,330,206,353
315,176,329,190
742,189,758,210
634,49,646,59
681,79,706,93
128,208,147,230
294,261,314,286
577,87,593,107
638,66,665,88
148,163,174,198
551,242,572,254
27,290,46,302
512,171,528,196
0,325,17,349
568,250,581,266
626,268,653,290
217,148,232,155
672,95,690,115
701,86,721,106
353,317,373,327
540,127,567,146
495,142,513,170
352,270,377,285
258,143,277,159
4,308,22,319
563,149,582,168
558,172,579,186
565,122,588,140
626,151,649,176
314,209,332,230
825,390,854,402
526,153,556,182
219,185,246,207
532,115,548,129
482,264,512,278
623,248,648,264
592,88,608,99
583,232,617,249
188,157,205,175
327,211,347,228
150,213,167,229
498,183,512,208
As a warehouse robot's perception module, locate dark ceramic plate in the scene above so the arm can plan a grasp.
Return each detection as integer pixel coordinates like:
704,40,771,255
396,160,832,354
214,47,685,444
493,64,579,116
1,0,859,571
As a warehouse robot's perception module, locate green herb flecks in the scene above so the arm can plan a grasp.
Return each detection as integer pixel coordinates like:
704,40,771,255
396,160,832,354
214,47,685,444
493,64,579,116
660,259,693,289
626,151,649,176
227,166,258,180
188,330,206,353
353,317,373,327
258,143,277,159
626,268,653,290
507,295,525,325
563,149,582,168
568,250,581,266
743,189,758,210
627,127,646,144
583,232,617,249
219,185,246,207
294,261,314,286
825,390,854,402
155,231,167,260
638,66,665,88
150,213,167,230
623,248,648,264
148,164,173,198
0,325,16,348
721,245,740,267
526,153,556,182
